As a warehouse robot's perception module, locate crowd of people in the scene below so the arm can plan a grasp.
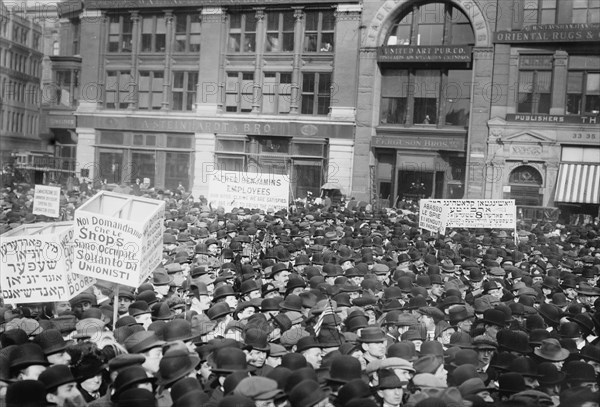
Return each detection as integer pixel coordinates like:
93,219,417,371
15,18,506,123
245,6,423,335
1,181,600,407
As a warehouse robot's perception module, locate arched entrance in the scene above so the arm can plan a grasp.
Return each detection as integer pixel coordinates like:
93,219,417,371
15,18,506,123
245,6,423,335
509,165,543,206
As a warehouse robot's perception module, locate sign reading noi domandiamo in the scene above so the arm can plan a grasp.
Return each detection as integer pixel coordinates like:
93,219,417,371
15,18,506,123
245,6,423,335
378,45,472,62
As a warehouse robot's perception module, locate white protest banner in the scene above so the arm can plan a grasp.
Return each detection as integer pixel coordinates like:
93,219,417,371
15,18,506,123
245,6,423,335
0,222,95,304
74,191,165,287
32,185,61,218
207,170,289,212
424,199,516,229
419,200,448,235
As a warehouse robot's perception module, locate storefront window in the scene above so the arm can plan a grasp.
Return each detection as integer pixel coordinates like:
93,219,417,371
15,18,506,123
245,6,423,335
131,152,156,184
98,150,123,184
509,165,543,206
165,152,191,190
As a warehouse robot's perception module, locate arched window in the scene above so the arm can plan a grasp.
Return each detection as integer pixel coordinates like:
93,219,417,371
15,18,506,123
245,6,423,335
509,165,543,206
52,41,59,56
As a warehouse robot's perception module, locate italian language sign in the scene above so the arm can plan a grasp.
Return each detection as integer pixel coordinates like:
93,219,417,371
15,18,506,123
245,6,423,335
32,185,61,218
419,200,448,235
421,199,516,230
74,192,165,287
208,171,290,212
0,222,95,304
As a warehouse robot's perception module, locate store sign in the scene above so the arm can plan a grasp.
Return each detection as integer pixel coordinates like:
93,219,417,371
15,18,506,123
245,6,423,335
80,115,354,139
373,136,466,151
423,199,516,229
494,24,600,43
47,115,76,128
378,45,472,62
207,171,289,212
506,114,598,124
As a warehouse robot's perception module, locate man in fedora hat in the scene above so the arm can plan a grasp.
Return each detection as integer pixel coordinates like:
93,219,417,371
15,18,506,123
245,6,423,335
358,327,387,367
39,365,86,407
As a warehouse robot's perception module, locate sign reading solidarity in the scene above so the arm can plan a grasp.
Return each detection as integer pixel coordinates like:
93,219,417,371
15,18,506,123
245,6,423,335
419,200,448,235
208,171,290,212
74,191,165,287
421,199,516,231
32,185,61,218
0,222,95,304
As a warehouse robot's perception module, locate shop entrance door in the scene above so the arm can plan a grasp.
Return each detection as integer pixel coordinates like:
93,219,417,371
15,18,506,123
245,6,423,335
396,170,445,201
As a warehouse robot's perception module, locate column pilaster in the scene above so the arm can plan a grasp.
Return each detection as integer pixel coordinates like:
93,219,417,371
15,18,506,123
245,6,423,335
290,7,303,114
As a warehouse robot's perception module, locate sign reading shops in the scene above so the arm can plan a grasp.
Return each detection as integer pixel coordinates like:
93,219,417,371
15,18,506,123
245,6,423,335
378,45,472,62
0,222,95,304
74,191,165,287
494,23,600,43
420,199,516,232
207,170,290,213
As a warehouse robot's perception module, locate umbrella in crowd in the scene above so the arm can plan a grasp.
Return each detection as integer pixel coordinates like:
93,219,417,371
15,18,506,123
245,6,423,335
0,180,599,407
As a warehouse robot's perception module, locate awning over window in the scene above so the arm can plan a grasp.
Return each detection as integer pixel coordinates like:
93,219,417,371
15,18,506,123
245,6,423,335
555,163,600,204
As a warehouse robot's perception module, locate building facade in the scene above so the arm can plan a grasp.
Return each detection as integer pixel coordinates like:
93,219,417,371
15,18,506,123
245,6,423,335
0,0,44,165
487,0,600,218
70,0,360,201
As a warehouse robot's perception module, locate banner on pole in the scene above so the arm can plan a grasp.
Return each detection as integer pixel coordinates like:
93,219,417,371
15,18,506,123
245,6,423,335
73,191,165,287
421,199,516,230
32,185,61,218
207,170,289,212
0,222,95,304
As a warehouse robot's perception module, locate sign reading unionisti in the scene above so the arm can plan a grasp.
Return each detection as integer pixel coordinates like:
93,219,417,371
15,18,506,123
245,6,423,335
32,185,61,218
74,191,164,287
208,171,289,212
0,222,95,304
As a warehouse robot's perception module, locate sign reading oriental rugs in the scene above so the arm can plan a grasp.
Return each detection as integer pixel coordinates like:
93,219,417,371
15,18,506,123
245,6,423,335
494,23,600,43
378,45,472,62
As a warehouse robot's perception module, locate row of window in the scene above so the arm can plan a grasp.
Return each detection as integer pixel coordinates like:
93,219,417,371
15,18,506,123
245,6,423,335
0,47,41,77
0,109,38,135
1,77,40,105
523,0,599,26
104,70,332,115
107,9,335,55
518,55,600,115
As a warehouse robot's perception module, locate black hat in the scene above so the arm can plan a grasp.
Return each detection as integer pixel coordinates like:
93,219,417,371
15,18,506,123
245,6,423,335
128,301,151,317
357,326,386,343
212,347,248,374
32,329,71,356
9,343,50,371
289,379,330,407
213,285,236,301
280,295,303,312
296,336,323,353
163,319,195,342
118,388,157,407
206,302,233,321
498,372,526,394
170,377,204,405
71,354,106,382
480,309,507,327
322,355,362,384
497,329,531,354
157,347,200,387
564,360,597,383
5,380,47,407
124,331,165,354
38,365,76,391
537,362,566,386
113,365,156,400
337,379,373,407
107,354,146,372
244,328,270,352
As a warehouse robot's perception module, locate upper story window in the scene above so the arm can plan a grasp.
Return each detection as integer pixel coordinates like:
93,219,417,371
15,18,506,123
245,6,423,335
386,2,474,46
266,11,294,52
108,14,132,53
523,0,557,27
72,21,80,55
228,12,257,53
517,55,553,114
174,14,201,53
141,15,167,53
566,56,600,116
573,0,600,24
32,33,41,51
304,10,334,52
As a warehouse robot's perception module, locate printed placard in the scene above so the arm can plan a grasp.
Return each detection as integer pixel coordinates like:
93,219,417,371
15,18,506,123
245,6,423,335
419,200,448,235
32,185,61,218
0,222,95,304
74,191,165,287
208,171,289,212
422,199,516,229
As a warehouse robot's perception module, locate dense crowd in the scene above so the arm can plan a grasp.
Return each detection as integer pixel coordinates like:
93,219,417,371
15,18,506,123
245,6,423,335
1,182,599,407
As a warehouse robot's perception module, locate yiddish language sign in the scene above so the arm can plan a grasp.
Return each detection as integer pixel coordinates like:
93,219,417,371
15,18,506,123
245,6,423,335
208,171,290,212
0,222,95,304
74,192,165,287
422,199,516,230
419,200,448,235
32,185,61,218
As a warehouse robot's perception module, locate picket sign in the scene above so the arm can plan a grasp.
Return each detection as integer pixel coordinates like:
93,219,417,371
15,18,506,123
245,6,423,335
0,222,96,304
73,191,165,288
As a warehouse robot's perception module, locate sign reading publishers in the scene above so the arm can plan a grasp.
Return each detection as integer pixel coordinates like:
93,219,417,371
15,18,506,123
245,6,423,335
74,191,165,287
208,170,289,212
419,200,448,235
0,222,95,304
32,185,61,218
421,199,516,230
